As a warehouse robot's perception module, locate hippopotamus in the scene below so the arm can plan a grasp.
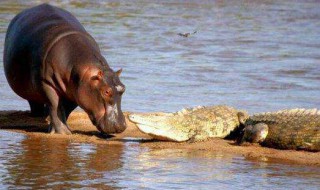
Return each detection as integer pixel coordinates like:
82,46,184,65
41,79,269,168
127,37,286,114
3,4,127,135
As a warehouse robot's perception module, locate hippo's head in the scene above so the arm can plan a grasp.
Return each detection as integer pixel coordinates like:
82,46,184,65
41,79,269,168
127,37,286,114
75,66,126,134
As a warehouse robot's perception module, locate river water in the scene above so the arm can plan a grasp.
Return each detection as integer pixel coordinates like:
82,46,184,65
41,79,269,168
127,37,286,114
0,0,319,189
0,131,320,189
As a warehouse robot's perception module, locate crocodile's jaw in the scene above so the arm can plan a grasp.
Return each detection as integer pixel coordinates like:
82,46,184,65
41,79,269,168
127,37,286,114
129,113,190,142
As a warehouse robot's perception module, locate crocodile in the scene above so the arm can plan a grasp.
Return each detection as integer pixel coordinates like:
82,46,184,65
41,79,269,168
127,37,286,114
129,105,249,142
239,108,320,151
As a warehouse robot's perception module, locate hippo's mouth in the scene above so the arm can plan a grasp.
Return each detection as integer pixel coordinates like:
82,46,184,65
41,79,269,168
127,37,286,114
97,113,127,135
97,119,127,134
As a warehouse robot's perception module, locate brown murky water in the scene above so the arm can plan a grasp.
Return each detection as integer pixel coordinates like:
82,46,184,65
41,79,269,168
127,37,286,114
0,1,320,189
0,131,320,189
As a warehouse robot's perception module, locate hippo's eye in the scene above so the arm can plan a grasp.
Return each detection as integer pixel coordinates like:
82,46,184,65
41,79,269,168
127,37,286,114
105,87,113,97
91,76,100,80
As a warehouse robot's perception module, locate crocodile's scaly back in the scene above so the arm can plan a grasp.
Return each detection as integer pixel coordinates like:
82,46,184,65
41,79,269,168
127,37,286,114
129,105,248,142
245,108,320,151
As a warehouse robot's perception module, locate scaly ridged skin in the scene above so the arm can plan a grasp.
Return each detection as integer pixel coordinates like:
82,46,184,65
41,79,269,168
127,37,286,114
245,108,320,151
129,105,248,142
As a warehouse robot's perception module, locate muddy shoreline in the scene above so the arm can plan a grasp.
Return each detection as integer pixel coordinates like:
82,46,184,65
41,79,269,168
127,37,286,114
0,110,319,166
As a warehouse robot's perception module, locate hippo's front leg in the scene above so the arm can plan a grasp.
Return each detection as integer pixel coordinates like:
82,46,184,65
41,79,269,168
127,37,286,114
43,83,72,135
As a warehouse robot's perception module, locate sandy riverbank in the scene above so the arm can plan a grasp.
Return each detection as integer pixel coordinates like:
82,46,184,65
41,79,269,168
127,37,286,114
0,110,319,166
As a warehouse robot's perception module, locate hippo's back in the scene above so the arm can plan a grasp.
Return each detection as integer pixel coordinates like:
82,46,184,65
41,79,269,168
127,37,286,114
3,4,87,101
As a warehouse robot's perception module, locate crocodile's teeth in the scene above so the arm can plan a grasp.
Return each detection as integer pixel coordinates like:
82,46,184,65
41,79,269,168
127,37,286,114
298,108,306,115
308,108,318,115
193,106,204,111
181,108,189,114
289,108,299,115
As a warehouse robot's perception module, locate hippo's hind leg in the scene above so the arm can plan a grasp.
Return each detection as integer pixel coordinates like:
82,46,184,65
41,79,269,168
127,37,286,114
28,101,49,117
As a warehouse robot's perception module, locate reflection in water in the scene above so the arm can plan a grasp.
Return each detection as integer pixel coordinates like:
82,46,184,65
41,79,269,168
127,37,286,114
1,133,124,189
112,147,320,189
0,131,320,189
0,131,26,189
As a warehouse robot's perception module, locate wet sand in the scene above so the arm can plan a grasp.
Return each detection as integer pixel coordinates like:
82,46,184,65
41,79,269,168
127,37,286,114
0,110,319,166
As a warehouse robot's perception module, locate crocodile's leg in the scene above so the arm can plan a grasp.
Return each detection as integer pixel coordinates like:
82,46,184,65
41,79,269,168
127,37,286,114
240,123,269,144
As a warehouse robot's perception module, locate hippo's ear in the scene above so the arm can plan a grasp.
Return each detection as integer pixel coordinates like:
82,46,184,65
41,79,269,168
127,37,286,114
116,69,122,77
